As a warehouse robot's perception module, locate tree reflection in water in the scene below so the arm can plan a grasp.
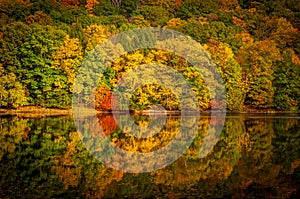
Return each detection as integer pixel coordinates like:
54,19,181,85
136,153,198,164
0,114,299,198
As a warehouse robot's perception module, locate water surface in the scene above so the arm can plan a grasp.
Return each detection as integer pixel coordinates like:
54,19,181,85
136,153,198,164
0,114,299,198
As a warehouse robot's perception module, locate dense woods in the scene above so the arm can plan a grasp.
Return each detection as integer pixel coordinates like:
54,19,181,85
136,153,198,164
0,0,300,111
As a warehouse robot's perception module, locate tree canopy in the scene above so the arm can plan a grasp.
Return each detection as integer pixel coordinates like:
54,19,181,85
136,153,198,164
0,0,299,111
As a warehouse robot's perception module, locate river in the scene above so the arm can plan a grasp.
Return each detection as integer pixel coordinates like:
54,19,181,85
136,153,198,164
0,113,299,198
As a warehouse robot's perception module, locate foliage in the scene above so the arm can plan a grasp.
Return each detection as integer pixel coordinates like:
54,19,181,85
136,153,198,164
0,65,27,108
0,0,299,111
25,11,54,25
204,40,244,111
1,113,300,197
237,40,282,108
51,35,83,91
133,5,172,26
272,49,300,110
85,0,99,13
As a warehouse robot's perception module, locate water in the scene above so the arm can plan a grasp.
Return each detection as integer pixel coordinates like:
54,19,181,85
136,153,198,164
0,113,299,198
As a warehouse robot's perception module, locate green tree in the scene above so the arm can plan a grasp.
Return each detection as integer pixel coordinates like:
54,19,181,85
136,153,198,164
272,49,300,110
133,5,172,26
0,65,27,108
20,24,71,107
176,0,218,19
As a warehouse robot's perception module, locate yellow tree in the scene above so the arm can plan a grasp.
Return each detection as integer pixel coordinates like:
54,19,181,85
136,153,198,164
85,0,99,13
84,24,115,52
164,18,187,30
52,132,83,189
0,64,27,108
51,35,83,92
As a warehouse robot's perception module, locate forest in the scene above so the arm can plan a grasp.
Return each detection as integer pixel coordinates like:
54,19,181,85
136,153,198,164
0,0,300,112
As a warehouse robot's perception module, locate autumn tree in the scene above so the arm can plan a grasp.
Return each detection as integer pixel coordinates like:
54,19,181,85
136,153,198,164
0,22,72,108
85,0,99,13
84,24,116,52
133,5,172,26
272,49,300,110
0,65,27,108
25,11,54,25
237,40,282,108
204,40,244,111
176,0,218,19
270,17,299,48
217,0,239,11
51,35,83,92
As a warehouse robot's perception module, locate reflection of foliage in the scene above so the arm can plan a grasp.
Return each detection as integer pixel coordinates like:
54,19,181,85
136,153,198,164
110,115,179,153
1,115,300,198
0,116,124,198
96,114,118,137
237,119,275,180
52,131,124,198
153,117,246,187
52,132,82,189
0,117,29,160
272,118,300,173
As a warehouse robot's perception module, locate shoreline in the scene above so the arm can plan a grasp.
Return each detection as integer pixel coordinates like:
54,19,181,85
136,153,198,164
0,106,299,118
0,107,71,118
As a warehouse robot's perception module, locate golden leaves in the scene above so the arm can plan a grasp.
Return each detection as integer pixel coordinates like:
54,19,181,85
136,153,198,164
232,16,247,29
234,32,254,45
85,0,99,13
51,35,83,88
84,24,115,52
164,18,187,29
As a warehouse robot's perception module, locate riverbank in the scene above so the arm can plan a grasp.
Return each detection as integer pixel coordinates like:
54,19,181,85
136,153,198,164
0,106,299,118
0,106,71,118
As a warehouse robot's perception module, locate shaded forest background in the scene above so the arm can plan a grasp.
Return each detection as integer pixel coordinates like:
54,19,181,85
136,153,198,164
0,0,299,112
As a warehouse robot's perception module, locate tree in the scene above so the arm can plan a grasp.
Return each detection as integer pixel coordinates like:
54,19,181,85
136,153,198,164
0,65,27,108
270,17,299,48
272,49,300,110
237,40,282,108
217,0,239,11
204,40,244,111
15,24,70,107
25,11,54,25
164,17,187,30
85,0,99,13
95,86,119,111
84,24,115,52
176,0,219,19
51,35,83,92
133,5,172,26
0,0,30,21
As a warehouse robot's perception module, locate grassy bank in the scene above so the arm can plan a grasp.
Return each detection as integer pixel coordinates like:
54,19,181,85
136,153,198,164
0,106,299,118
0,106,71,117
